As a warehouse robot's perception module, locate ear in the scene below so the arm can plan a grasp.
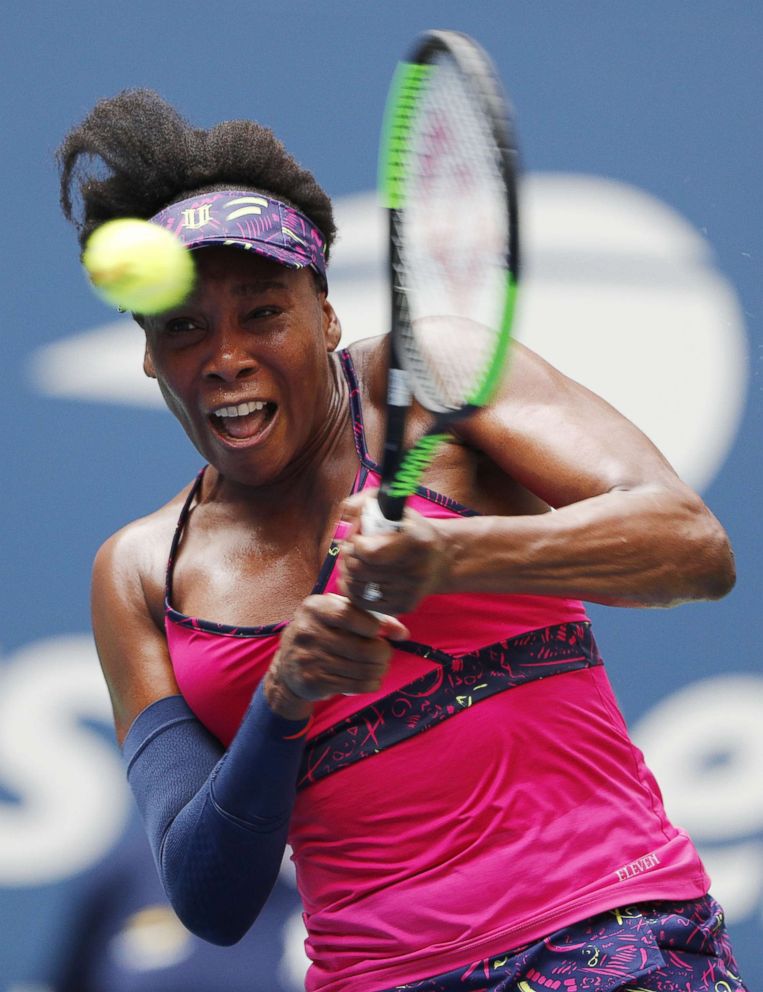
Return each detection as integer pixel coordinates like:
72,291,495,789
143,340,157,379
321,297,342,352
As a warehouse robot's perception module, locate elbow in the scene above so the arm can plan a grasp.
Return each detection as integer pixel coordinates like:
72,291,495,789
185,920,254,948
699,524,736,601
640,489,736,606
161,856,268,947
170,899,263,947
683,498,736,602
160,851,277,947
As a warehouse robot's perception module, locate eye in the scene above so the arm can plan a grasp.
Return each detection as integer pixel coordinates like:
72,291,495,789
248,305,282,320
163,317,203,336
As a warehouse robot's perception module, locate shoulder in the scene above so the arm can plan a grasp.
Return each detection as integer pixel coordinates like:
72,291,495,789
92,485,196,744
459,337,626,441
341,335,557,408
341,336,388,398
92,480,197,628
500,339,579,400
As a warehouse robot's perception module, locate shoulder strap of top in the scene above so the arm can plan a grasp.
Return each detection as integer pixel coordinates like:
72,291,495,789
340,349,374,474
164,467,207,607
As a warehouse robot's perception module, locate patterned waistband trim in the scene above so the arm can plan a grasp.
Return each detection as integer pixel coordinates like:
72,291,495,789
297,621,602,790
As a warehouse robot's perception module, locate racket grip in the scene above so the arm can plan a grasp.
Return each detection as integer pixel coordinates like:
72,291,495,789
357,498,401,616
376,489,406,523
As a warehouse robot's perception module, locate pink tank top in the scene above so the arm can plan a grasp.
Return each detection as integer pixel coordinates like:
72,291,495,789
165,350,710,992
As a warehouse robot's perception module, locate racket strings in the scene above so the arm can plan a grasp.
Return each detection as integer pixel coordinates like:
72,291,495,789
395,52,511,412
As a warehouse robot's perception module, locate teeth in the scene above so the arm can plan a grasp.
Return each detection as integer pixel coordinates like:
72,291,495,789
215,401,267,418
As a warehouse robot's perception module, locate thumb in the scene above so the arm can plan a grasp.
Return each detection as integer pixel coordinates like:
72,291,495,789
340,489,379,530
376,614,410,642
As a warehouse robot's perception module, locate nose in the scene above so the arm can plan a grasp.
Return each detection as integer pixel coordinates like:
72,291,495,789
202,323,258,383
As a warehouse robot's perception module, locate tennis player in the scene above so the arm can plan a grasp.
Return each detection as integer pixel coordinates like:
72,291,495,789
58,89,748,992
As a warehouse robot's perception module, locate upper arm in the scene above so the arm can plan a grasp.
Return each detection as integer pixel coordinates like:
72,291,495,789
92,524,181,747
457,341,693,508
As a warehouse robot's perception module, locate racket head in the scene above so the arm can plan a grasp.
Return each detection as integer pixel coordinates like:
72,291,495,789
379,30,520,417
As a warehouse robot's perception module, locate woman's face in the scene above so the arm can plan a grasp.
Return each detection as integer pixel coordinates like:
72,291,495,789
140,246,341,487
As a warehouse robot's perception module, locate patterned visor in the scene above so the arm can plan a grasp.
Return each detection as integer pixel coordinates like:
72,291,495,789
150,190,327,285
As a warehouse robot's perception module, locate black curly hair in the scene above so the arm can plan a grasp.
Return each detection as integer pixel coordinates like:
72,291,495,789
57,89,337,261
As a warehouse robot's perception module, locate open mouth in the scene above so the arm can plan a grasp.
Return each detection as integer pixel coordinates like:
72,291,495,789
209,400,277,441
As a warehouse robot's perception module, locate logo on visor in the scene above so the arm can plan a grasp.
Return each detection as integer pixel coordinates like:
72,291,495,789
181,205,212,230
225,196,270,220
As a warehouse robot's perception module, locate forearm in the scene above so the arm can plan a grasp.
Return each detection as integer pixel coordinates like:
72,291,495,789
437,484,735,607
124,682,309,944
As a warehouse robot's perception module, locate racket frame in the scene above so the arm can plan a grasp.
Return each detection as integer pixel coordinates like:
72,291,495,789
376,30,520,523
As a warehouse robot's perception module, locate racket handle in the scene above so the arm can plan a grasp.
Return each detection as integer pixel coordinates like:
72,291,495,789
376,488,406,523
358,498,401,617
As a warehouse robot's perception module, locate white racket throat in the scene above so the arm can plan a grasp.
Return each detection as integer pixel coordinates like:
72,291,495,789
361,497,404,536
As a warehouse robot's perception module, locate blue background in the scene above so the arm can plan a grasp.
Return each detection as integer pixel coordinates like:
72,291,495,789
2,2,761,988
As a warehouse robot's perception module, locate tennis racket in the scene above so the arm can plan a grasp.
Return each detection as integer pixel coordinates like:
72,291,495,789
362,29,520,566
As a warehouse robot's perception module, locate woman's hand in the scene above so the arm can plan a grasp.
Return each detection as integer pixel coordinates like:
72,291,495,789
266,593,409,719
337,491,452,616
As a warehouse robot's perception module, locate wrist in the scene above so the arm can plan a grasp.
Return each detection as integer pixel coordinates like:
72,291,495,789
263,664,314,722
430,517,460,594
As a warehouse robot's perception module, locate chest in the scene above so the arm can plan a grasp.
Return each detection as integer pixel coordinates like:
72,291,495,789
170,506,341,627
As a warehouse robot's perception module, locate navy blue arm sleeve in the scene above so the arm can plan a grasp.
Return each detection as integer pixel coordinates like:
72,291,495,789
123,680,309,945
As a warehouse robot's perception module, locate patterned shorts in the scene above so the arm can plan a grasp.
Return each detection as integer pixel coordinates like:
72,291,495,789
383,896,748,992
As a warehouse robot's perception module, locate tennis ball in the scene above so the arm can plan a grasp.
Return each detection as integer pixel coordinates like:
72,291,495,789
83,218,195,314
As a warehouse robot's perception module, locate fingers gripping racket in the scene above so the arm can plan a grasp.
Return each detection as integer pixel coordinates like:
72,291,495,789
361,30,520,583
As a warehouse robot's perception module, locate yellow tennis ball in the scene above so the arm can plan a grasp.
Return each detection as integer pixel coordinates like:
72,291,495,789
83,218,195,314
